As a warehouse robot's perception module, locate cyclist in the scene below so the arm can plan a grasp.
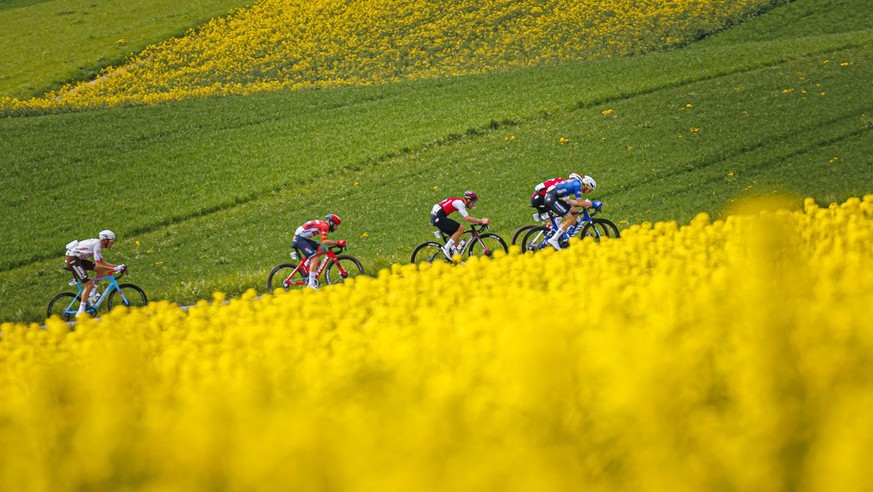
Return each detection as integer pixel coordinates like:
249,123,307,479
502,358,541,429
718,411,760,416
292,214,346,290
64,230,125,317
543,173,601,250
530,176,566,214
430,190,490,256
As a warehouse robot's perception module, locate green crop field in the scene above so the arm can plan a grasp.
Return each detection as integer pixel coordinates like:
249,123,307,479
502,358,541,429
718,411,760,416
1,0,871,323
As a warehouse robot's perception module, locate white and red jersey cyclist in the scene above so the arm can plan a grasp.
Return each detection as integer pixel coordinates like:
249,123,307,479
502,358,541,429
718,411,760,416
531,177,565,212
429,191,490,255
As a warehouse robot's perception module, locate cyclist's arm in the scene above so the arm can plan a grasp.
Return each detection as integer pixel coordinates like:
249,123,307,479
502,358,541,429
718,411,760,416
463,216,490,225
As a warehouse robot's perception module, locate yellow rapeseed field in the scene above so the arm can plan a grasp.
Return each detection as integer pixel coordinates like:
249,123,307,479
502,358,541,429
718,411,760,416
2,196,872,491
0,0,784,114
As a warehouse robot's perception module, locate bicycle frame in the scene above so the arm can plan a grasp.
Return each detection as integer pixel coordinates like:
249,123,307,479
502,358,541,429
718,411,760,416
63,274,125,315
435,223,492,258
282,247,348,287
546,207,602,240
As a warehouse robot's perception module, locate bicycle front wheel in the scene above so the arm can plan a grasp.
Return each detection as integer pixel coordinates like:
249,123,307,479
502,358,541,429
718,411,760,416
325,255,365,286
47,292,79,321
411,241,449,265
108,284,148,311
580,218,620,241
466,233,508,258
267,263,307,292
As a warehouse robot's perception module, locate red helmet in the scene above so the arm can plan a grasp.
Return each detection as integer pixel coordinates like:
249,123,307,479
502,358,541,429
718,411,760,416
463,190,478,202
325,214,341,226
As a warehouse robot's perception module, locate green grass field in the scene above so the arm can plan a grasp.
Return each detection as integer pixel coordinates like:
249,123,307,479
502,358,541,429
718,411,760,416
0,0,251,100
1,0,872,322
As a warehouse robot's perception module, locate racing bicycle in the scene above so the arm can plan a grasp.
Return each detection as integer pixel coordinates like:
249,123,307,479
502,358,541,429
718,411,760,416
411,223,508,264
267,244,364,292
522,204,620,252
47,266,148,321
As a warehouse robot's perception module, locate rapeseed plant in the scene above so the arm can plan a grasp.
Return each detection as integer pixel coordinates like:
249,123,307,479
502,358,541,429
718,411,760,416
1,0,788,115
1,195,872,490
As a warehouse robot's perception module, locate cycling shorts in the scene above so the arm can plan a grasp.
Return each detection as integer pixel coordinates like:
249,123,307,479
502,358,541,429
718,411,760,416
292,235,320,258
544,190,571,217
530,192,548,213
65,256,95,283
430,208,461,235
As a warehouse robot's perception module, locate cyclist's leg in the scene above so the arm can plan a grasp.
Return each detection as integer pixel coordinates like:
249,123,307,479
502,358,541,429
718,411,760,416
432,210,462,253
293,236,320,288
67,257,93,314
544,192,571,249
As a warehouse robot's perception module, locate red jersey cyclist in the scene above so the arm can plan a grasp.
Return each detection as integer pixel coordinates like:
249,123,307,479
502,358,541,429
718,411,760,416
530,175,566,214
64,229,125,317
430,191,490,256
292,214,346,289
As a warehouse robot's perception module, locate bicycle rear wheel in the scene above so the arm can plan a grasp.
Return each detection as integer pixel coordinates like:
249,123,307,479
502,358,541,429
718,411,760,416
325,255,365,285
580,218,620,241
511,224,538,245
522,226,551,253
411,241,450,265
47,292,79,321
466,233,508,258
267,263,307,292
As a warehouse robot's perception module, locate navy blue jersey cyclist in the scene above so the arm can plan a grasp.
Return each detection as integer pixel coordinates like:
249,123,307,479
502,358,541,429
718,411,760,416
543,173,601,250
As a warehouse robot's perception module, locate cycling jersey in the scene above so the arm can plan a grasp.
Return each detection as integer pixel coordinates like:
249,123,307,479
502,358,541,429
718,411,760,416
65,238,104,262
548,179,583,200
534,177,564,196
433,197,470,218
294,220,330,242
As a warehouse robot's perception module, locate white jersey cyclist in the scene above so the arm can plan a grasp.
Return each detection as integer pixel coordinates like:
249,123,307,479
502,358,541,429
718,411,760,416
65,238,106,263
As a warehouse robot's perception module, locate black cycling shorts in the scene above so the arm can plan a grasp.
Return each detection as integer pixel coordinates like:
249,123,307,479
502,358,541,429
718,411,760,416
544,190,571,217
530,192,548,213
430,209,461,235
65,256,95,283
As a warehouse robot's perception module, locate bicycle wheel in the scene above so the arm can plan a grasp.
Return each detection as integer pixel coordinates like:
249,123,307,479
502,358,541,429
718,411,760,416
267,263,307,292
522,226,551,253
580,218,620,241
47,292,79,321
108,284,148,311
511,224,538,245
411,241,450,265
325,255,365,286
466,233,508,258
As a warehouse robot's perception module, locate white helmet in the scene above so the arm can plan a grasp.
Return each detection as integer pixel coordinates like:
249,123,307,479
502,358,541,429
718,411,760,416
581,175,597,191
569,172,583,183
98,230,116,241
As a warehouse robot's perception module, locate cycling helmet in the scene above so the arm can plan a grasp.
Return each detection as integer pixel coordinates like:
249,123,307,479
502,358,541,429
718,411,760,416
463,190,478,202
325,214,341,225
569,172,584,183
581,175,597,191
98,230,116,241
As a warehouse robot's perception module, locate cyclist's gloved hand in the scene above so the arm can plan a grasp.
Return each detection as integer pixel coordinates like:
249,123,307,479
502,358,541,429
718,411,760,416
336,240,347,248
114,264,127,273
591,200,603,210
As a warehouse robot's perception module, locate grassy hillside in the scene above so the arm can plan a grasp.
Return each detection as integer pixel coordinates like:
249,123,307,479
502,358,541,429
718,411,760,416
1,0,788,113
0,0,251,100
1,0,872,322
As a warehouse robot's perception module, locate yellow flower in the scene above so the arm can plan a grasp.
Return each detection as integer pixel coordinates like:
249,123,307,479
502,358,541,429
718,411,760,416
559,137,569,144
601,109,614,116
361,232,369,238
689,127,700,133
